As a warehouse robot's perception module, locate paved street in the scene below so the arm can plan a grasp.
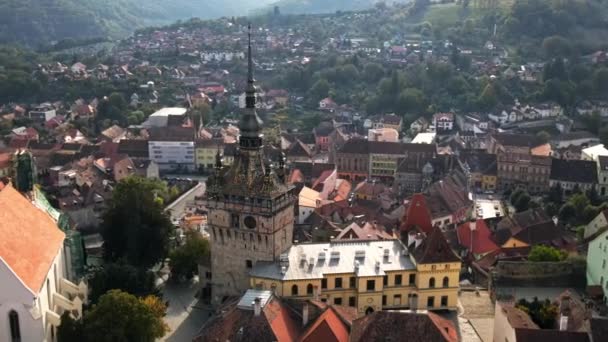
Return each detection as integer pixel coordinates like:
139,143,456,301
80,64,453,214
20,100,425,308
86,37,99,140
157,275,212,341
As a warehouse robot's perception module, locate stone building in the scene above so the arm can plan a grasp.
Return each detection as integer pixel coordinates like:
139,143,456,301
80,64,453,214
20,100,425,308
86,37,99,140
202,28,297,302
490,133,552,193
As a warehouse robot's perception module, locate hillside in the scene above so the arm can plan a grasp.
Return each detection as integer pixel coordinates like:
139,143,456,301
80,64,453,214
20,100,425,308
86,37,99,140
0,0,274,47
265,0,412,15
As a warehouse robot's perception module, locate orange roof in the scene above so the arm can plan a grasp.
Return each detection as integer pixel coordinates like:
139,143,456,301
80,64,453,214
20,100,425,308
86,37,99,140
0,152,12,169
0,185,65,293
265,298,302,342
531,143,552,156
300,307,350,342
428,312,458,342
401,193,433,234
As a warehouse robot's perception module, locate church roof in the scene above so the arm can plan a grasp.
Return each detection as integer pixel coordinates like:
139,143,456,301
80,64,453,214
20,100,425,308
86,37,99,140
0,184,65,293
411,226,460,264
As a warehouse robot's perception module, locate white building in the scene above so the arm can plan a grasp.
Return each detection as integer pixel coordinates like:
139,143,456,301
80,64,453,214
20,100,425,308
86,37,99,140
141,107,188,128
149,139,196,172
411,132,436,144
582,144,608,161
368,128,399,142
29,104,57,122
0,184,86,342
432,112,454,132
297,186,320,224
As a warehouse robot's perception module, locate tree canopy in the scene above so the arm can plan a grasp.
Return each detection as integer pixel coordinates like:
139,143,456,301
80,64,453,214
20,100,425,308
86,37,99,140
101,176,173,268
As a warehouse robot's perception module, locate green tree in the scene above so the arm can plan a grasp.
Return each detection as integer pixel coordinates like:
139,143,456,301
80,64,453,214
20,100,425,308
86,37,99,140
101,176,173,268
308,79,330,103
57,312,84,342
527,245,568,262
84,290,169,342
514,193,531,212
542,36,572,58
559,203,576,223
593,68,608,94
169,232,210,281
536,131,551,144
88,262,159,304
397,88,427,114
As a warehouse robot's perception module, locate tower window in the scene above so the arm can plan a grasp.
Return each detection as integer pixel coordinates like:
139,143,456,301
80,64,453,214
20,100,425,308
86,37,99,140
246,260,253,269
231,214,240,228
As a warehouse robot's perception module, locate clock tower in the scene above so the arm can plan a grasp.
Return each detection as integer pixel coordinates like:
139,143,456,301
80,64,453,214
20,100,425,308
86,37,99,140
204,25,296,301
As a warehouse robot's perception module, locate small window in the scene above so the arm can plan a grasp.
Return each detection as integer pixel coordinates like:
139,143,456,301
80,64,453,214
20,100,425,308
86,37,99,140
335,277,343,289
246,260,253,269
441,296,448,307
291,284,298,296
409,274,416,285
382,295,387,305
443,277,449,288
307,284,314,295
349,296,356,307
393,294,402,306
366,280,375,291
383,275,388,286
349,277,356,288
429,277,436,288
334,297,342,305
427,296,435,308
321,278,327,289
395,275,402,285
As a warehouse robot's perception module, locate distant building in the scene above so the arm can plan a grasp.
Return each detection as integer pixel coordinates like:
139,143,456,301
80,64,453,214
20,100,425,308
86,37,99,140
549,158,598,194
141,107,188,128
433,112,454,132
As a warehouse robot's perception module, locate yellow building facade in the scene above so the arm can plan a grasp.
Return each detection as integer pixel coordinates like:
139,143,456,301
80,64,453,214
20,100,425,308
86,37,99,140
249,238,461,317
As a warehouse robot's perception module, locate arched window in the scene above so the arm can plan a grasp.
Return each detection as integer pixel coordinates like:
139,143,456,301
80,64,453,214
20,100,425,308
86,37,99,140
9,310,21,342
429,277,435,288
443,277,449,288
291,284,299,296
307,284,313,295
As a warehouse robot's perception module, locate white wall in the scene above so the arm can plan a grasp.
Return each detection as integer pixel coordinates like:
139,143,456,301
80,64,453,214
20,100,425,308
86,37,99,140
0,245,67,342
493,302,517,342
149,141,196,170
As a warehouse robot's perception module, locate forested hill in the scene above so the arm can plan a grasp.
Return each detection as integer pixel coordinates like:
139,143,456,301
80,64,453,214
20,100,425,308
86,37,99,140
266,0,411,15
0,0,274,47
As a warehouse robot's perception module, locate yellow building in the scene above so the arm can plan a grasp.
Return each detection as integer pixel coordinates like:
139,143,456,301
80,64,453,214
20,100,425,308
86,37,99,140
195,139,224,170
249,228,461,317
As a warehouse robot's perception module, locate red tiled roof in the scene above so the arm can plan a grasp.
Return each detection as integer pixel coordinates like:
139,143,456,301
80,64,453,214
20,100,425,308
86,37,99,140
428,312,459,342
412,226,460,264
457,219,500,255
400,193,433,234
300,307,349,342
0,184,65,293
265,299,302,342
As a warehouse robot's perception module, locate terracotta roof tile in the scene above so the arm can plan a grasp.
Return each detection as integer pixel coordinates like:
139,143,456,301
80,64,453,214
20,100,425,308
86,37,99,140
0,185,65,293
300,307,349,342
457,219,500,255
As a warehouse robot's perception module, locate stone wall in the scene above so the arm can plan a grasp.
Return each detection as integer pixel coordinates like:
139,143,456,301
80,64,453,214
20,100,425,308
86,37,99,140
490,260,586,289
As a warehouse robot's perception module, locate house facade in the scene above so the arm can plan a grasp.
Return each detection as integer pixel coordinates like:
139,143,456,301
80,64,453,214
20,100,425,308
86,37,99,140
587,229,608,303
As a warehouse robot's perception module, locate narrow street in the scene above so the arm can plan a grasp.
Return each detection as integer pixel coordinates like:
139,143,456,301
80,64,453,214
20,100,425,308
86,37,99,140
157,274,212,341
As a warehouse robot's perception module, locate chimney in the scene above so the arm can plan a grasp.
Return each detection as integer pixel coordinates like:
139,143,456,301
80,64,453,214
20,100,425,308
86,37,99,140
253,297,261,317
414,233,423,248
302,303,309,327
559,294,571,331
408,231,417,246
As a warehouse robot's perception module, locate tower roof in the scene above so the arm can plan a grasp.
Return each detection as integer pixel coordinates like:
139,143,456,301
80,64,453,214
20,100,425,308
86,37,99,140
239,24,263,141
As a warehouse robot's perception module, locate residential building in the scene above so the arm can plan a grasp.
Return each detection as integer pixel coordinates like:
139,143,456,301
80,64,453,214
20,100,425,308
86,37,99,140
29,104,57,122
367,128,399,142
148,127,196,172
411,132,436,144
369,142,435,181
319,98,337,111
371,113,403,132
433,112,454,132
598,156,608,197
490,133,552,193
0,184,86,342
250,230,461,317
285,139,313,163
425,171,473,228
456,219,499,260
551,131,599,149
194,289,457,342
582,144,608,161
410,117,429,134
335,139,370,182
393,155,457,195
298,187,320,224
313,122,334,152
0,152,12,177
494,208,574,251
459,152,498,192
201,37,297,302
195,139,224,170
587,229,608,302
141,107,188,128
584,209,608,240
549,159,598,194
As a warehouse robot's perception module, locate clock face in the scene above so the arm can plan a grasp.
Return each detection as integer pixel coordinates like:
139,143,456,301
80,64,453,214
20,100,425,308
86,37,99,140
244,216,257,229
